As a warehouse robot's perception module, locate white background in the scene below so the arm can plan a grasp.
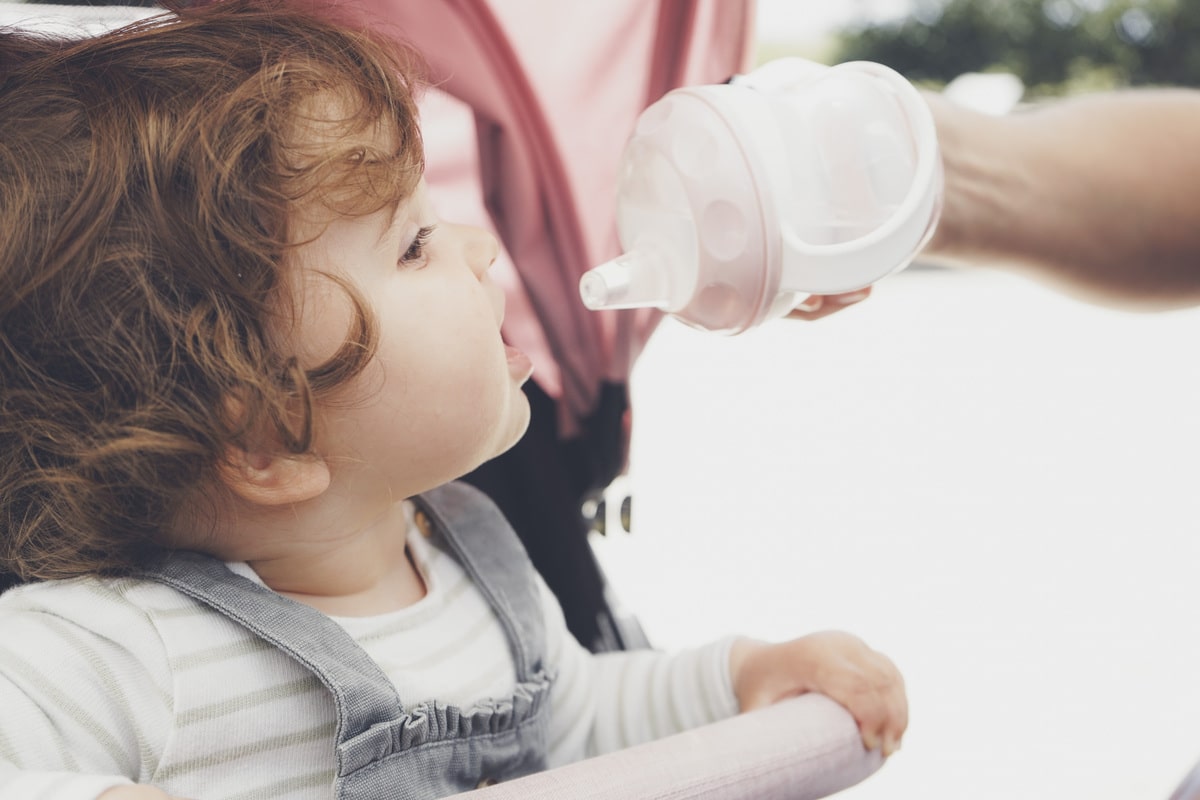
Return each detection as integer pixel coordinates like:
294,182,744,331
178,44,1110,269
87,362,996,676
593,6,1199,798
594,267,1200,799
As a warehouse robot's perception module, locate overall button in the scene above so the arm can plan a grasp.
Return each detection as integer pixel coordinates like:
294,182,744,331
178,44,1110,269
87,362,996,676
413,509,434,538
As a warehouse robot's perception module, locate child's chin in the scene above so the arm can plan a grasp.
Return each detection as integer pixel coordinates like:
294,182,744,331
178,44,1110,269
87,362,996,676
501,407,532,452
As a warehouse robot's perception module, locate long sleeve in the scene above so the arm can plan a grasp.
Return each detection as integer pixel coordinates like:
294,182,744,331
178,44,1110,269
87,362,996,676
1,557,742,794
539,578,740,767
0,579,174,800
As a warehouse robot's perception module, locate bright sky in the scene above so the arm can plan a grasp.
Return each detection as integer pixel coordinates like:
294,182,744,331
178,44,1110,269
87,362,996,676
755,0,916,42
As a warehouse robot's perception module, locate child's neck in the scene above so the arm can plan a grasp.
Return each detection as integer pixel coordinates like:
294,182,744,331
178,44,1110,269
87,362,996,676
219,497,429,617
258,537,428,617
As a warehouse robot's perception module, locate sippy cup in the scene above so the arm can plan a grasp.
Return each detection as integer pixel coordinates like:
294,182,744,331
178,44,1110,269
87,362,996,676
579,57,943,334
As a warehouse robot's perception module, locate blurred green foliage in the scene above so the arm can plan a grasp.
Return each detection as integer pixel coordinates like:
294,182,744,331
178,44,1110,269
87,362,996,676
831,0,1200,97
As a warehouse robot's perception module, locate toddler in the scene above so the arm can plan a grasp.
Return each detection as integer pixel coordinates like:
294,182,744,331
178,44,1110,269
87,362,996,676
0,3,907,798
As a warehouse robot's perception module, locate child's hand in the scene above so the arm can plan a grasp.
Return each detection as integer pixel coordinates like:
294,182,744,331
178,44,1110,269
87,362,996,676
729,630,907,756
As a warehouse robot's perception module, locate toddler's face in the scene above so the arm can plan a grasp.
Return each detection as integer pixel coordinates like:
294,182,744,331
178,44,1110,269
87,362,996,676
289,179,533,502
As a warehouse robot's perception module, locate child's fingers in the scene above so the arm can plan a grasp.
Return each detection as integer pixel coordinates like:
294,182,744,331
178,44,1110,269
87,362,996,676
734,631,908,756
839,649,906,755
878,667,908,756
860,712,901,756
853,699,891,754
876,677,906,755
869,658,907,755
881,661,908,730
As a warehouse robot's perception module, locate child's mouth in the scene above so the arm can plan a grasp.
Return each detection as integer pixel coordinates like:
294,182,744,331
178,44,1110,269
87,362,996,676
504,344,534,383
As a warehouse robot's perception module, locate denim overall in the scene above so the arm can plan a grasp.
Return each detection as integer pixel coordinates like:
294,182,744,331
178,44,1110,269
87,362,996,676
148,481,554,800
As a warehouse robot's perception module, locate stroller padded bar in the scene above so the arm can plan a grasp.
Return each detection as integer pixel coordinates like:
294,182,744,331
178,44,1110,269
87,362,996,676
450,693,883,800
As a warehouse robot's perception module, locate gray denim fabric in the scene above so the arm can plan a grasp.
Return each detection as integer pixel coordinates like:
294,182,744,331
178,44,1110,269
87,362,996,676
148,481,554,799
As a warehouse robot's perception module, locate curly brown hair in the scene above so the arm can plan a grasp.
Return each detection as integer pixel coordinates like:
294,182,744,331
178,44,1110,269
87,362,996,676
0,0,425,582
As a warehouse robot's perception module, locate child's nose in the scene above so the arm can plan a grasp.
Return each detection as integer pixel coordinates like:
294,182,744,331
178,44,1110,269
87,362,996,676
463,225,499,279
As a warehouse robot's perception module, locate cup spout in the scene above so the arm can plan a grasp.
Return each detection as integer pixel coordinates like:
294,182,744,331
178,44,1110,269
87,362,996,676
579,250,672,311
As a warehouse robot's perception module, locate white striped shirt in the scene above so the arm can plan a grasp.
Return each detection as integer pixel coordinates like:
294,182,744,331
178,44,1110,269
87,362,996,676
0,521,738,800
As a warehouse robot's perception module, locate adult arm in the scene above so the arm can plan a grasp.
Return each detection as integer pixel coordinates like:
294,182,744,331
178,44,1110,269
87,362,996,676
923,89,1200,310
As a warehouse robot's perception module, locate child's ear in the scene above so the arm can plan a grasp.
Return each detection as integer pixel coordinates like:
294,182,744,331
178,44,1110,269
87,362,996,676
218,447,331,507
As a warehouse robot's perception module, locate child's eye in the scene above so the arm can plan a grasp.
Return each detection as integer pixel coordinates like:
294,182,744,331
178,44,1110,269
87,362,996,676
399,226,435,268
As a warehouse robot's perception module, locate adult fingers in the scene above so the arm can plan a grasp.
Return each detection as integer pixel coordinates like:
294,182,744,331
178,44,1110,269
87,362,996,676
785,288,872,321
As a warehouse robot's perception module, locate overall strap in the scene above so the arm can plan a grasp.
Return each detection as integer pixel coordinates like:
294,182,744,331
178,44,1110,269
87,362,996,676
413,482,546,681
147,553,405,748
